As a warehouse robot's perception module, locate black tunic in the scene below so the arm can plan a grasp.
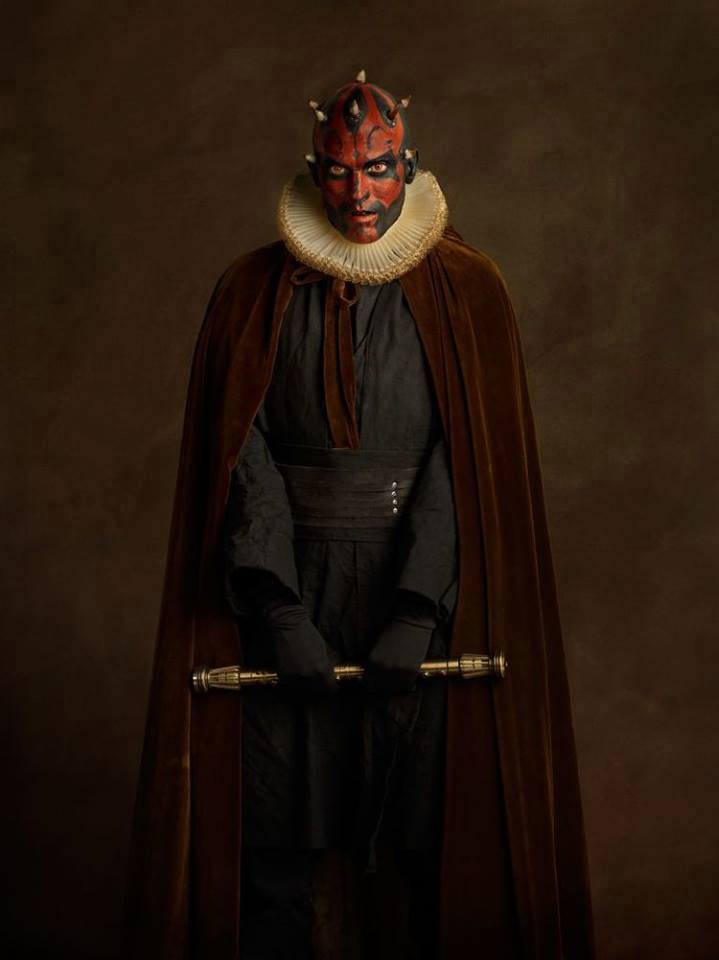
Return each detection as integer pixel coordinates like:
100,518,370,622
223,274,458,852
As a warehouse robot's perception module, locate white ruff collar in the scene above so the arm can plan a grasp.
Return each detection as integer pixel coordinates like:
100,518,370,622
277,169,448,284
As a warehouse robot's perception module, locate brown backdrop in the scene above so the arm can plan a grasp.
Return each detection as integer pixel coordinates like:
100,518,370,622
3,2,717,957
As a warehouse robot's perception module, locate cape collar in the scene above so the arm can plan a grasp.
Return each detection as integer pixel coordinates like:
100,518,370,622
277,168,449,285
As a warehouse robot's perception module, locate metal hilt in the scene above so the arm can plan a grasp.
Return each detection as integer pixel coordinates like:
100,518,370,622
191,652,507,694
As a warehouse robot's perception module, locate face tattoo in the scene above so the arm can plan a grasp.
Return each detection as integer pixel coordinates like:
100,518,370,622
306,71,418,244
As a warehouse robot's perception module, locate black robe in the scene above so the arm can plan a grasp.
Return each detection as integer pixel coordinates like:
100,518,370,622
222,273,458,852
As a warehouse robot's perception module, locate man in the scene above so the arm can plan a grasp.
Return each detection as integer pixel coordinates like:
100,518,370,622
223,72,459,959
126,71,595,959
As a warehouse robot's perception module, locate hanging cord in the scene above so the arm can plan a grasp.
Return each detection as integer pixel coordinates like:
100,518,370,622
290,265,360,450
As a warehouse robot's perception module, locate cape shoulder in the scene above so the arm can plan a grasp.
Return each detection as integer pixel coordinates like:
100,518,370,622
217,238,287,284
437,226,514,305
434,226,523,361
205,240,288,318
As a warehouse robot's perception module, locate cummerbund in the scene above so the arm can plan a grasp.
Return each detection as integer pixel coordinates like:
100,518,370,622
270,441,427,542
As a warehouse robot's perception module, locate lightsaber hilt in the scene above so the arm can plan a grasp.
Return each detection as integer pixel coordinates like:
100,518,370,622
191,652,507,694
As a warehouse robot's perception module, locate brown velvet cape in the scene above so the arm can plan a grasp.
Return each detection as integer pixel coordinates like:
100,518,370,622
125,224,595,959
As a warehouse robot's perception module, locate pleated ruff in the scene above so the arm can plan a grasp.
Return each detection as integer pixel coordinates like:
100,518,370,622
277,170,449,285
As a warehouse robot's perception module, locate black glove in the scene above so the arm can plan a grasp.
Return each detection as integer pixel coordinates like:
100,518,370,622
246,571,337,698
366,590,438,694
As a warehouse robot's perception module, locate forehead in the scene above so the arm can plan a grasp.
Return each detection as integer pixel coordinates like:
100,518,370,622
313,82,406,166
322,129,398,167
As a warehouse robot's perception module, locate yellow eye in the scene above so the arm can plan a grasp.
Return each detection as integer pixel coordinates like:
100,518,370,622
329,164,347,176
368,162,388,173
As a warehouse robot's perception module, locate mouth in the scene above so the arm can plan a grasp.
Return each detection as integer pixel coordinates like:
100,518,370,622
349,209,378,219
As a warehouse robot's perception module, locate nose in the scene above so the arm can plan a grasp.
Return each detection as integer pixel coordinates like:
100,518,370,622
351,170,369,207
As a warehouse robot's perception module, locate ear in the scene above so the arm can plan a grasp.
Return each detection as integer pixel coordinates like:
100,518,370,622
305,155,321,188
404,149,419,184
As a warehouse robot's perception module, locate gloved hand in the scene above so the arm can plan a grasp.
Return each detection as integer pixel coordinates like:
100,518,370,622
246,570,337,698
366,589,438,694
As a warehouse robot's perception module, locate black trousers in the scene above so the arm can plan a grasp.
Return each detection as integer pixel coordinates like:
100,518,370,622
239,846,441,960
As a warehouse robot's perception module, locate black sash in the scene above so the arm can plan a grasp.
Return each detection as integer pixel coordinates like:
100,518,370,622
270,442,427,542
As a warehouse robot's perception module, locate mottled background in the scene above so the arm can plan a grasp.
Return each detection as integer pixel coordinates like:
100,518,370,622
3,1,717,957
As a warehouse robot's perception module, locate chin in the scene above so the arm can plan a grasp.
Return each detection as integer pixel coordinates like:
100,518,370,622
325,206,386,244
348,227,381,244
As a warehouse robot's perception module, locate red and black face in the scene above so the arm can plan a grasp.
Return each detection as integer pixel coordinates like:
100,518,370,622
307,80,418,244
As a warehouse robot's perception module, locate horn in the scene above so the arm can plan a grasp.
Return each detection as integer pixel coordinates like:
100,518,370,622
304,153,316,163
355,69,366,83
308,99,327,122
349,98,361,118
402,147,417,161
387,95,411,122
